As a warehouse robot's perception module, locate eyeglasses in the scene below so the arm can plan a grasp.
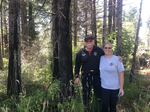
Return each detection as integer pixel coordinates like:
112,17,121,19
104,47,112,49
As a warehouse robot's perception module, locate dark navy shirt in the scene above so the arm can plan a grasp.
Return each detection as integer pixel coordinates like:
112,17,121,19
75,46,104,77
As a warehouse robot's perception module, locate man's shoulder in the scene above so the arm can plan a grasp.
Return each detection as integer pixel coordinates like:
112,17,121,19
94,46,103,50
77,48,85,54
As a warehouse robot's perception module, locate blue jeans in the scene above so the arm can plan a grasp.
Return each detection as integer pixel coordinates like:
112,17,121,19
101,88,119,112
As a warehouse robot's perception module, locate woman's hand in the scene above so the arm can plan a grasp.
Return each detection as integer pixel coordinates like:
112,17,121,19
119,88,124,96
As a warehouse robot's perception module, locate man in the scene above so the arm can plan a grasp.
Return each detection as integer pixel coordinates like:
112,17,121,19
74,35,104,111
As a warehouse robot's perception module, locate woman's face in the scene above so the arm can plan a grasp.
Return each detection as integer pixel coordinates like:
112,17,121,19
103,43,113,55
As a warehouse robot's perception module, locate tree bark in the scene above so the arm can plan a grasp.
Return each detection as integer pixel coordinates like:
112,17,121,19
112,0,116,32
108,0,113,34
91,0,97,45
7,0,22,96
130,0,143,82
57,0,73,98
73,0,78,47
20,0,28,42
28,1,36,41
116,0,123,55
84,0,88,37
0,0,4,69
102,0,107,46
1,0,4,56
51,0,59,79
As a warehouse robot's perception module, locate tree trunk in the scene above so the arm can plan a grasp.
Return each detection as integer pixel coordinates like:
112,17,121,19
1,0,4,56
4,7,8,57
51,0,59,79
0,0,4,69
130,0,143,82
57,0,73,99
20,0,28,42
112,0,116,32
108,0,113,34
73,0,78,47
91,0,97,45
116,0,123,55
102,0,107,46
28,1,36,41
7,0,22,96
84,0,88,37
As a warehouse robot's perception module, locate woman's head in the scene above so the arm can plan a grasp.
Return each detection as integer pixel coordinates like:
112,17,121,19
103,42,113,56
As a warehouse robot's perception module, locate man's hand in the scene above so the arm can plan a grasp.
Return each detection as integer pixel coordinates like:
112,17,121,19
74,77,81,86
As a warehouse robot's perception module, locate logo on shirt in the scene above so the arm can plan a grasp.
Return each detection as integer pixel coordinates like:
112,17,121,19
94,52,97,56
81,52,86,56
110,62,114,66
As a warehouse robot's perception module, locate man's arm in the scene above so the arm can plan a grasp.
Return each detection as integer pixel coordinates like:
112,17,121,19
74,52,81,78
74,52,81,85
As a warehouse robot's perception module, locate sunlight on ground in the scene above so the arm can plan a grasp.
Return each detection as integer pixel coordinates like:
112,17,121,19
138,69,150,76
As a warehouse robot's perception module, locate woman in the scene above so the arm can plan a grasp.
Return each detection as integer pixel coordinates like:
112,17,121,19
99,42,125,112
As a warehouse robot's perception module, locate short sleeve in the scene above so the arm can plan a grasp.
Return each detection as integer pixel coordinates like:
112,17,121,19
117,58,125,73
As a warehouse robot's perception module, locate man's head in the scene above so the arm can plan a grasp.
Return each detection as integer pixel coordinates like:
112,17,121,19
84,35,95,49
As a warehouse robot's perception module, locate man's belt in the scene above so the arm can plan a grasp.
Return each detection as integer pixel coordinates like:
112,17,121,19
82,70,99,75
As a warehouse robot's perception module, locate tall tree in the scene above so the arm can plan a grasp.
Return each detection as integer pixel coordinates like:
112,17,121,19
112,0,116,32
51,0,59,79
130,0,143,82
1,0,4,56
51,0,73,98
57,0,73,98
73,0,78,47
108,0,113,34
0,0,4,69
84,0,88,37
28,1,36,41
91,0,97,44
102,0,107,46
116,0,123,55
7,0,22,96
20,0,28,42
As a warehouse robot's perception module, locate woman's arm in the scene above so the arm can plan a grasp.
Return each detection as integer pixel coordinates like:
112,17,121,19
119,72,124,96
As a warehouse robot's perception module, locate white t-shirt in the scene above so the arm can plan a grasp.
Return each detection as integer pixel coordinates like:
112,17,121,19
99,55,125,90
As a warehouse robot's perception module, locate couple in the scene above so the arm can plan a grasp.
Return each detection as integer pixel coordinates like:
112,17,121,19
74,35,125,112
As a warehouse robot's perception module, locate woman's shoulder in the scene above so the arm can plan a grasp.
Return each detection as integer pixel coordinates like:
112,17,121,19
112,55,120,61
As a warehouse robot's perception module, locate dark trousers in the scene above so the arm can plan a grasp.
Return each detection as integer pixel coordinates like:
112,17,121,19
101,88,119,112
81,74,101,107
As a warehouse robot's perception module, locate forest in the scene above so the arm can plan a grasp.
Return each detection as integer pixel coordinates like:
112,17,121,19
0,0,150,112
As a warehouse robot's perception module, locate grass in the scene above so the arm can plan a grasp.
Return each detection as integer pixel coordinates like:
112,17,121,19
0,69,149,112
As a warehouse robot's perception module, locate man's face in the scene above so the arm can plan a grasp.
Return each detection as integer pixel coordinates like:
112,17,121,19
84,39,95,49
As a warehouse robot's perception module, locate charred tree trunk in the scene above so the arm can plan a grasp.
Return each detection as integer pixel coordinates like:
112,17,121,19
7,0,22,97
57,0,73,99
51,0,59,79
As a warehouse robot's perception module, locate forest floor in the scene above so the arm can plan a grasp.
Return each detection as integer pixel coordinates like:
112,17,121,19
0,69,150,112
